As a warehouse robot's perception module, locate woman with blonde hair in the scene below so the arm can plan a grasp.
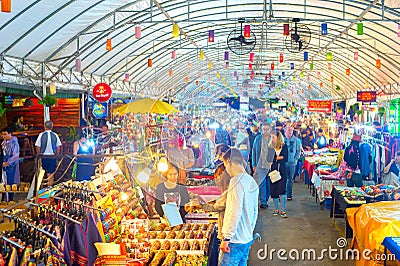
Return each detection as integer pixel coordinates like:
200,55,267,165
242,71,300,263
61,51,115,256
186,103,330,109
269,130,289,218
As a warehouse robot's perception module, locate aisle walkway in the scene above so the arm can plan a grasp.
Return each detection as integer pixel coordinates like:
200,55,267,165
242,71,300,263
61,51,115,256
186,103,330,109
248,181,354,265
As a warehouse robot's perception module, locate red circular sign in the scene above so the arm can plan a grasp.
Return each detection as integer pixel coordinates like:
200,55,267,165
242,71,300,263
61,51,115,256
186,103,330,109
93,83,112,102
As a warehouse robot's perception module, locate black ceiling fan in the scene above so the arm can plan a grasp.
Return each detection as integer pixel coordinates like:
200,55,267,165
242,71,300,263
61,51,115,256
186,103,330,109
284,18,311,53
227,18,257,55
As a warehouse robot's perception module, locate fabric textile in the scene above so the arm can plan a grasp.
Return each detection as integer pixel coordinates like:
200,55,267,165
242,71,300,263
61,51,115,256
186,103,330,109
35,130,62,155
285,162,296,198
2,136,20,188
270,144,288,198
256,168,270,206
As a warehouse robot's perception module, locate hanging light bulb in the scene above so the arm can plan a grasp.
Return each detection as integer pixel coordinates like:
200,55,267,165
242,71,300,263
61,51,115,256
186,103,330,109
135,25,141,39
283,23,289,36
172,23,179,38
106,38,112,51
244,24,251,38
171,50,176,60
320,23,328,36
354,52,358,61
124,73,130,82
1,0,11,12
75,57,82,72
224,51,229,61
49,82,56,95
279,53,284,63
157,157,168,172
365,81,369,88
137,168,151,183
199,50,204,60
148,58,153,67
208,30,214,42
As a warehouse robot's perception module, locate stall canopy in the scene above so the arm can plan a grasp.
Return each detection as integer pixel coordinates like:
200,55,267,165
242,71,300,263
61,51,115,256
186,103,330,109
0,0,400,105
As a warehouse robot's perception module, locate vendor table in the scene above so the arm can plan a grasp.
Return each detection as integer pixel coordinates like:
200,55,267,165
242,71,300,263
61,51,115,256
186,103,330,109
330,186,366,238
186,186,221,203
311,172,345,203
346,202,400,266
302,159,316,186
382,237,400,266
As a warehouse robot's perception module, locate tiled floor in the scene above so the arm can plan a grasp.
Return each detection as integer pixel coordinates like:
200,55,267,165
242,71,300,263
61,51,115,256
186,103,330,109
247,181,354,265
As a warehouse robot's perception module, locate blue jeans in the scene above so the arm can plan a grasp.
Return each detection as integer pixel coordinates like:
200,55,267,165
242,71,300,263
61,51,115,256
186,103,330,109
256,168,270,205
221,240,253,266
273,195,287,212
286,163,296,198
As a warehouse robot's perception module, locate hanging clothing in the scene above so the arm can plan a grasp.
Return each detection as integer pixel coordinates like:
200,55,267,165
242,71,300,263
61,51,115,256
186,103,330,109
359,143,372,177
75,143,95,181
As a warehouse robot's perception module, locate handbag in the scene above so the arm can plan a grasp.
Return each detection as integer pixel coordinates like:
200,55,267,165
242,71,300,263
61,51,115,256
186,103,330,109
269,170,282,183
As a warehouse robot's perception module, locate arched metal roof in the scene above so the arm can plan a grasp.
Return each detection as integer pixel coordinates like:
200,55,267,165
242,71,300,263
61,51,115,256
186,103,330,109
0,0,399,103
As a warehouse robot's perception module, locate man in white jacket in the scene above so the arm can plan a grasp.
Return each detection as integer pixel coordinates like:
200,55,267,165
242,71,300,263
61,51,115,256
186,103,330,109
220,148,259,266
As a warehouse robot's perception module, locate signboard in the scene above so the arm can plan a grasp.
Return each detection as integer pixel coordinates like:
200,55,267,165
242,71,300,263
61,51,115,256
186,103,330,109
357,91,377,103
92,102,108,119
93,83,112,102
307,100,332,113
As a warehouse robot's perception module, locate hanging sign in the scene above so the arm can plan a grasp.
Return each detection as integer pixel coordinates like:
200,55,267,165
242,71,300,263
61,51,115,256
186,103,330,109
307,100,332,113
93,83,112,102
357,91,376,103
92,102,108,119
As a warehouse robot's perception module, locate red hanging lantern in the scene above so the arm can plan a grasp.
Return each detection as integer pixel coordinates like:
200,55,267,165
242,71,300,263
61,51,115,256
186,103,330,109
171,50,176,60
283,23,289,36
376,59,381,69
244,25,251,38
195,80,199,86
271,62,275,70
169,69,173,77
249,52,255,62
320,82,323,88
330,76,334,82
346,68,350,75
185,77,189,83
148,58,153,67
268,72,272,77
248,63,253,70
135,25,141,39
1,0,11,12
279,53,284,63
106,38,112,51
327,63,332,70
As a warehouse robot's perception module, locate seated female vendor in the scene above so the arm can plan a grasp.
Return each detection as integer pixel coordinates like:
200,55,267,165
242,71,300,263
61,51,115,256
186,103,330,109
155,163,190,222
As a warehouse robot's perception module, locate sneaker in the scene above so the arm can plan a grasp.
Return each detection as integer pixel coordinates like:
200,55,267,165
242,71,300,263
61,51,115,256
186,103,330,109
260,204,268,209
273,210,279,216
281,212,288,218
287,197,293,201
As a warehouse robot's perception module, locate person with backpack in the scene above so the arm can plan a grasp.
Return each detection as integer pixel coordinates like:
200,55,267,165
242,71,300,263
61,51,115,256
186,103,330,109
35,120,62,186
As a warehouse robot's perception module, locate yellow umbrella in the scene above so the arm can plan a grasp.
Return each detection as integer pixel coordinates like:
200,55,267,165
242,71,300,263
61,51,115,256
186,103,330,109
113,98,179,115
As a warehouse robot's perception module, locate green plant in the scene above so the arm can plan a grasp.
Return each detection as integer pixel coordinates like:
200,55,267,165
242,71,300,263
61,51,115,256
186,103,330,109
40,95,58,106
378,107,385,116
65,126,79,141
355,110,362,115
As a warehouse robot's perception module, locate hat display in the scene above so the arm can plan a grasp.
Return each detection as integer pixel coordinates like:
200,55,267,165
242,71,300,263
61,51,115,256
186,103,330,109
351,134,361,142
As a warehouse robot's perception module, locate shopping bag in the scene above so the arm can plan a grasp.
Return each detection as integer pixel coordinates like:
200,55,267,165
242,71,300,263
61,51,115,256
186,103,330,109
269,170,282,183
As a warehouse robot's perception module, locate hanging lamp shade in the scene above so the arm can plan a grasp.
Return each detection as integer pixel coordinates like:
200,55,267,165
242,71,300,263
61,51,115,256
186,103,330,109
222,76,225,82
1,0,11,12
195,80,199,86
271,62,275,70
49,83,56,95
188,62,192,69
249,52,255,62
327,62,332,70
309,62,313,70
208,62,212,70
24,98,34,107
320,82,323,88
301,89,305,93
224,51,229,61
225,62,229,69
376,58,381,69
169,69,173,77
326,52,332,61
330,76,334,82
353,52,358,61
135,25,141,39
106,38,112,51
357,22,363,35
300,71,304,78
171,50,176,60
248,63,252,70
304,52,308,61
282,72,285,77
321,23,328,35
234,71,238,77
307,76,310,82
124,73,130,82
268,71,272,77
279,53,284,63
148,58,153,67
283,23,290,36
172,23,179,37
208,30,214,42
199,50,204,60
185,77,189,83
365,81,369,88
290,63,294,70
199,72,203,78
155,80,159,87
308,84,311,90
346,68,350,75
216,72,221,79
75,57,82,72
244,25,251,38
